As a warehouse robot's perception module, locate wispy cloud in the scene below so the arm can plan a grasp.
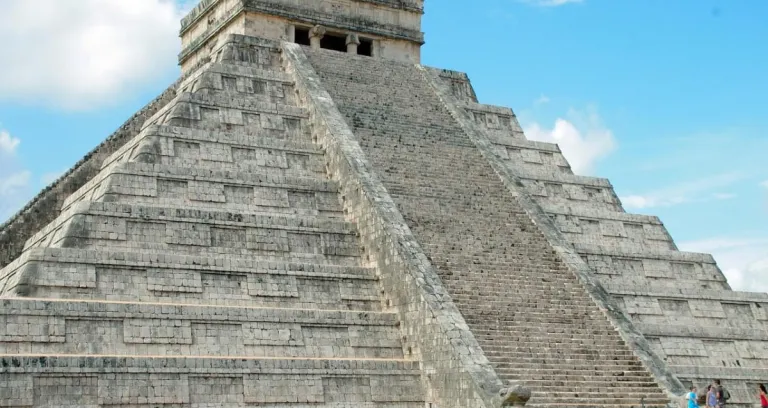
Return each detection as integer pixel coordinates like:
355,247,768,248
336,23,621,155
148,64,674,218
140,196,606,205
0,171,31,198
534,94,551,106
0,0,190,110
679,237,768,293
0,129,20,155
712,192,737,200
519,0,583,7
761,180,768,189
620,172,743,210
523,106,616,175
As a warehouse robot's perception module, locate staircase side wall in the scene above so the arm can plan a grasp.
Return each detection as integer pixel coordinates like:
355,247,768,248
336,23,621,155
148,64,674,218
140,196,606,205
283,41,504,408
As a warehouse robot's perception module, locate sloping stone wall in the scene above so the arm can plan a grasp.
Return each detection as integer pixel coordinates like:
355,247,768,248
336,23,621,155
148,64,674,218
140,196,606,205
0,82,180,269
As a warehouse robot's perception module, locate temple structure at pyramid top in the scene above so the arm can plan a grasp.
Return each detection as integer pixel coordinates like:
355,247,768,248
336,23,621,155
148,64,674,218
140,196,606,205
179,0,425,72
1,0,766,407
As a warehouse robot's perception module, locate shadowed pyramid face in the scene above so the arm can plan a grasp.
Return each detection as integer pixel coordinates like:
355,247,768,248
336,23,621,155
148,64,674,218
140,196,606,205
179,0,426,73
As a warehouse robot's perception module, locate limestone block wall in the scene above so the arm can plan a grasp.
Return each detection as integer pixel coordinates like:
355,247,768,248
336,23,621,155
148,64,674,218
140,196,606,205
179,0,425,73
180,0,247,72
0,358,423,406
433,68,768,406
0,299,403,359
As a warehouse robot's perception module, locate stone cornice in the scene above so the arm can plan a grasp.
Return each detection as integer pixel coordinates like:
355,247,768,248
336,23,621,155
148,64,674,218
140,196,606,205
244,0,424,42
180,0,424,34
181,0,218,32
178,2,246,64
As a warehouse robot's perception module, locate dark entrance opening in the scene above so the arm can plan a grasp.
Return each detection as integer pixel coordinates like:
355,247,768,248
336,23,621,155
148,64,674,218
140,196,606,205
358,38,373,56
294,27,310,46
320,32,348,52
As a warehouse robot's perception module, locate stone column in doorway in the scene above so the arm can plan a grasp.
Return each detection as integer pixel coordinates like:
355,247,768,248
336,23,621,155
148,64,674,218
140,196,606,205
309,25,326,49
346,33,360,54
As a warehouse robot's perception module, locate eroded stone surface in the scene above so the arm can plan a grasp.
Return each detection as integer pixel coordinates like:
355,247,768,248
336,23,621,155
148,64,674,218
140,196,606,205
0,36,426,408
1,1,765,407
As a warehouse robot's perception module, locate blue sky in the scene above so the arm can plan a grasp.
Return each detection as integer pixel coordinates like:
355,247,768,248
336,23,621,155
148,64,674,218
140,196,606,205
0,0,765,290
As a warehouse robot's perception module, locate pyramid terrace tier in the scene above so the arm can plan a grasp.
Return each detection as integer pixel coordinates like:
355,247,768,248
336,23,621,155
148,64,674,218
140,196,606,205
16,202,365,269
100,125,326,179
61,161,343,218
0,247,381,310
0,298,403,359
147,91,309,138
174,62,297,105
0,355,424,407
516,172,625,213
578,245,728,289
546,208,676,251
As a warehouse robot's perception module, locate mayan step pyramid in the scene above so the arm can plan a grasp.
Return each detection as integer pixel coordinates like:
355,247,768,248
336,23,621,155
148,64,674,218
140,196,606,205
0,1,765,407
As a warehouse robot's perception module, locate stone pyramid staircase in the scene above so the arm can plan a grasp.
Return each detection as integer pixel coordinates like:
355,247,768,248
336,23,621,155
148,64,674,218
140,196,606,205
303,46,674,407
0,39,425,407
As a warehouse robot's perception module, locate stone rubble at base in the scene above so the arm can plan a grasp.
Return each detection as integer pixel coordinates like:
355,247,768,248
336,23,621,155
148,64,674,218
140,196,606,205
0,1,766,407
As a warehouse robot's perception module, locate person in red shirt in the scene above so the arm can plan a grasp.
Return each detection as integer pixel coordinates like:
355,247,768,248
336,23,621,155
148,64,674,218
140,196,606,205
759,384,767,408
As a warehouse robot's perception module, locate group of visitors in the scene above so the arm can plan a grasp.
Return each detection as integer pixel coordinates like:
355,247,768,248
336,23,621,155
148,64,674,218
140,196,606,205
685,380,768,408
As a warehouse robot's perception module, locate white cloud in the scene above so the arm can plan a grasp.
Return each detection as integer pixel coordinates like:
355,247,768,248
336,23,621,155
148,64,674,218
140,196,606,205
534,94,551,105
523,107,616,175
520,0,583,6
679,237,768,293
712,192,736,200
0,0,190,110
620,172,743,210
761,180,768,189
0,171,31,198
0,130,21,155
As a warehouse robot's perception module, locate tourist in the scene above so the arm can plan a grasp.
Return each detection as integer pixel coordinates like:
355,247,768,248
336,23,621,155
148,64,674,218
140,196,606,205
714,379,729,407
687,386,700,408
706,385,717,408
759,384,768,408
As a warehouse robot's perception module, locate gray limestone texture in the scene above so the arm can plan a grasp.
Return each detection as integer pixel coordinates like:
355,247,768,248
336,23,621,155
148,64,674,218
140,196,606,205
425,66,768,407
303,45,674,407
1,0,767,405
284,41,505,408
0,36,428,407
